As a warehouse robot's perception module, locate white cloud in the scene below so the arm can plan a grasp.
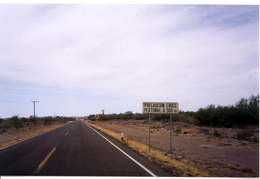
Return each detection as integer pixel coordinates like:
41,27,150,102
0,4,258,117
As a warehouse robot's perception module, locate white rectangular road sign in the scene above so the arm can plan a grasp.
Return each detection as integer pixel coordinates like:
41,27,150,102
142,102,179,114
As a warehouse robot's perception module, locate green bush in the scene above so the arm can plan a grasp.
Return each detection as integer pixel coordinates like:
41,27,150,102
0,118,4,125
10,115,23,129
43,117,52,125
54,116,75,123
134,113,149,120
195,94,259,127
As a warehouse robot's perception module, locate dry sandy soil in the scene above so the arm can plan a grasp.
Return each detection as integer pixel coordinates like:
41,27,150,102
93,120,259,177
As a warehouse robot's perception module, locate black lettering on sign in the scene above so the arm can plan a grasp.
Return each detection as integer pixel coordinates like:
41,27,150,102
166,103,176,108
151,108,161,113
143,102,179,114
166,108,173,113
143,103,150,107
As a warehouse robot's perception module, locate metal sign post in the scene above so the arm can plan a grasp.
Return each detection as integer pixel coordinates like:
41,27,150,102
143,102,179,153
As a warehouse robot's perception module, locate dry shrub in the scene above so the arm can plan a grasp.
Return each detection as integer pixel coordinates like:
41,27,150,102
181,128,197,134
199,128,209,134
236,129,255,141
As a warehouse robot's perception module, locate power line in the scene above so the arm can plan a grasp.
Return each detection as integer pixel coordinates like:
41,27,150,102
0,98,28,104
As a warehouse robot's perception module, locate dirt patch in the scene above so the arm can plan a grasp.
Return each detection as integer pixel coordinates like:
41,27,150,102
92,120,259,177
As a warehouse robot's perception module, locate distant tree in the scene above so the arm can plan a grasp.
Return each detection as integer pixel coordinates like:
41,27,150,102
0,118,4,125
195,104,216,126
133,113,149,120
235,94,259,125
195,94,259,127
248,94,259,124
125,111,133,115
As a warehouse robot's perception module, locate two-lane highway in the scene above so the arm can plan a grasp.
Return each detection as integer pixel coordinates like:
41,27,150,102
0,120,171,176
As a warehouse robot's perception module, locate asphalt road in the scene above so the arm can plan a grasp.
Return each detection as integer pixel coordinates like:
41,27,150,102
0,120,171,176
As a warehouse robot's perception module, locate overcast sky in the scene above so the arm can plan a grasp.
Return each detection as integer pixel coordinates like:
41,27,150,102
0,4,259,118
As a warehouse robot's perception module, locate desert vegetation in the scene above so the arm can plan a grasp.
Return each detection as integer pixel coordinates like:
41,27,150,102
0,116,75,133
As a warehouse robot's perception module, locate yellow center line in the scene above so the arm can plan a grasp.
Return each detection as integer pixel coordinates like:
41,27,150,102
34,147,56,174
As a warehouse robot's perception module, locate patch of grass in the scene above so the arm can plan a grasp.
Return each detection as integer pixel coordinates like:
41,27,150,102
85,121,219,177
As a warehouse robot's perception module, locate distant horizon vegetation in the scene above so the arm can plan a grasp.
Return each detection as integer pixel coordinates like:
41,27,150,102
88,93,259,127
88,93,259,128
1,93,258,128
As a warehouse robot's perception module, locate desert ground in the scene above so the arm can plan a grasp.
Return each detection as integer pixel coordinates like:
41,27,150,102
91,119,259,177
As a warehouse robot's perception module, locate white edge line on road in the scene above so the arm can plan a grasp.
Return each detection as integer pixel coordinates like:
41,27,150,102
84,122,157,177
0,122,73,151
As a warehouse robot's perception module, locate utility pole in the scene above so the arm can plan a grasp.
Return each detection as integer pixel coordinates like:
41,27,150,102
32,101,39,124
